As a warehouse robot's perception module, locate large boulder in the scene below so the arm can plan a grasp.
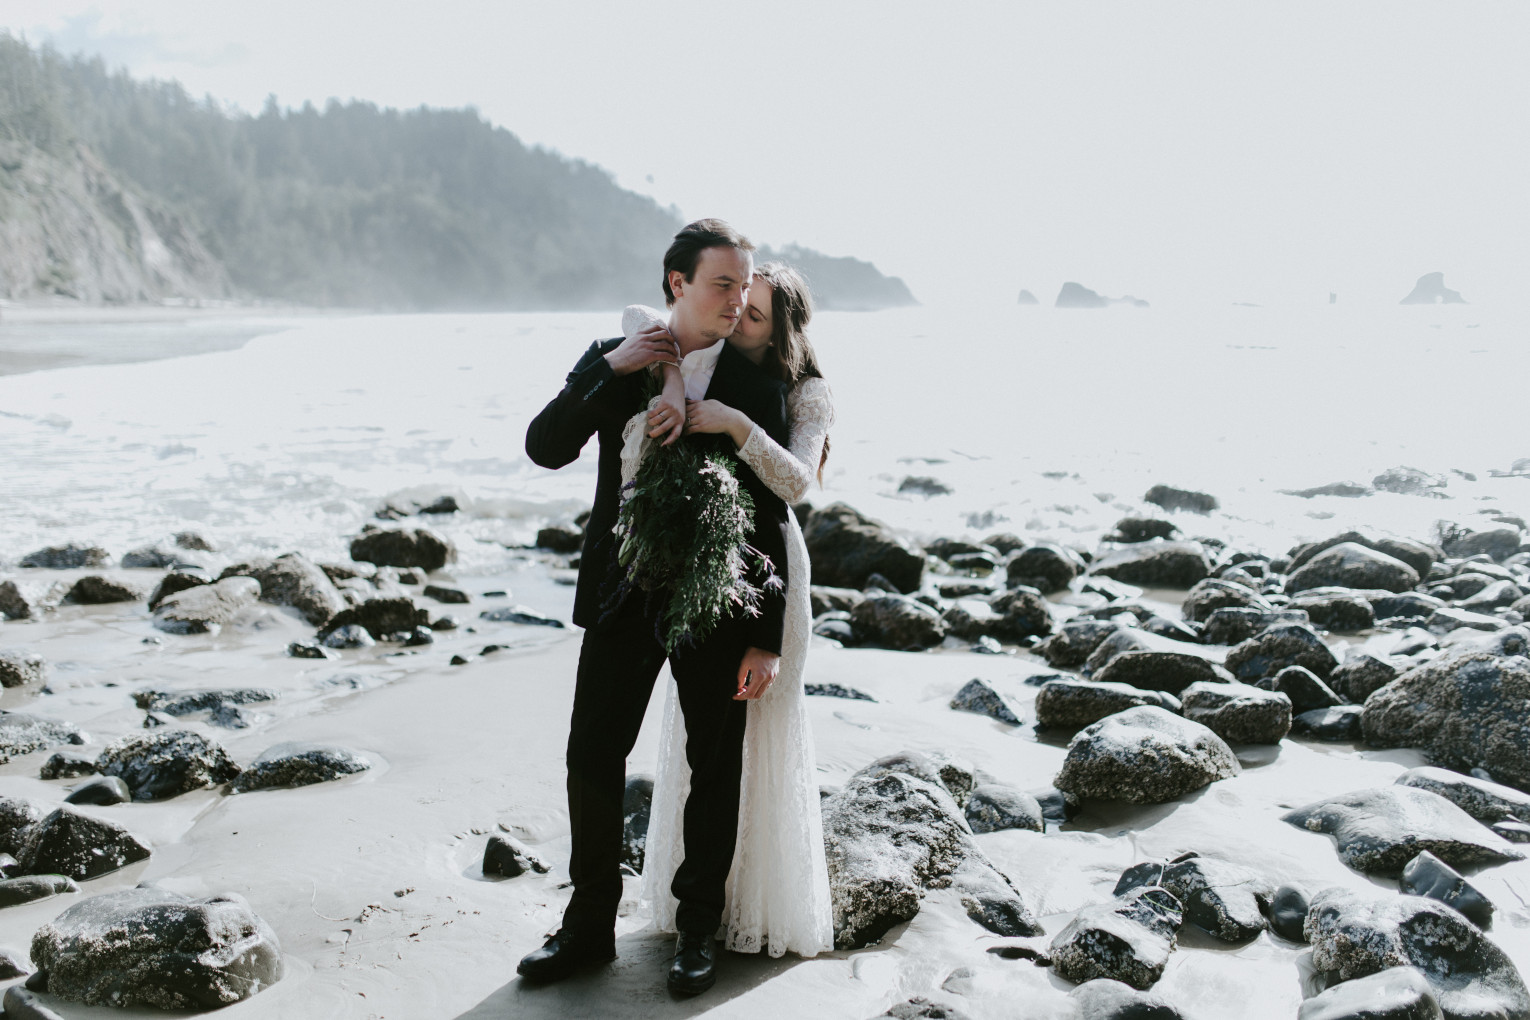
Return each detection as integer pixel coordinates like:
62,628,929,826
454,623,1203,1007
19,545,109,569
151,577,261,635
1224,623,1339,681
1291,593,1376,632
315,596,431,642
1034,679,1180,730
1256,665,1344,714
1330,653,1400,703
1036,619,1123,669
219,553,346,626
1200,607,1310,646
1049,887,1183,989
1083,629,1154,675
1181,578,1268,623
349,525,454,572
1115,855,1272,942
986,588,1054,642
0,651,46,689
803,503,924,593
1143,485,1218,514
1092,650,1227,695
1361,635,1530,790
30,885,282,1008
1054,707,1240,804
948,678,1023,725
1289,543,1420,594
16,806,152,880
0,797,45,857
0,579,50,620
1282,786,1524,875
230,743,371,793
1400,850,1495,929
1444,528,1524,563
1395,766,1530,826
1068,979,1189,1020
1288,532,1437,581
1090,541,1212,588
147,567,210,609
1005,543,1081,594
96,731,241,800
964,785,1044,834
851,594,947,650
822,752,1041,949
1305,888,1528,1020
1180,681,1291,744
64,576,145,605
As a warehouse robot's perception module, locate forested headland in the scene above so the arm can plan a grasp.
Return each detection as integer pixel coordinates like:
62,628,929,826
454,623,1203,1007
0,35,916,311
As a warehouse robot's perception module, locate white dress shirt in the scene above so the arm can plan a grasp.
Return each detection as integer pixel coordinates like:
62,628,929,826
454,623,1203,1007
679,337,726,401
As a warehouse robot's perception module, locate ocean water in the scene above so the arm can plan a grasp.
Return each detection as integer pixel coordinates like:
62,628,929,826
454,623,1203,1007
0,302,1525,572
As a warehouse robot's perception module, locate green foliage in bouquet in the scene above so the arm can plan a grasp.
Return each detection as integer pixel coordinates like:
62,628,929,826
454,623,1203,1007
613,435,773,653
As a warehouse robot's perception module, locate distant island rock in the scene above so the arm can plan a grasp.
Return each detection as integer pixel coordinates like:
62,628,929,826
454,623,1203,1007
1055,282,1149,309
1016,289,1039,305
759,244,916,311
1400,272,1466,305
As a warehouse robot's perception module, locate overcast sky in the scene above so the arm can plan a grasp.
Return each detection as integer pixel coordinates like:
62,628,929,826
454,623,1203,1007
5,1,1527,307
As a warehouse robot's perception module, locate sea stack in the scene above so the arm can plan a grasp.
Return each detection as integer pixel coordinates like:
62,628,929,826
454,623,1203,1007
1400,272,1466,305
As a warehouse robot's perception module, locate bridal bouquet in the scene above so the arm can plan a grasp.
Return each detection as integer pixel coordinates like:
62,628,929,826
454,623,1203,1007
612,434,773,653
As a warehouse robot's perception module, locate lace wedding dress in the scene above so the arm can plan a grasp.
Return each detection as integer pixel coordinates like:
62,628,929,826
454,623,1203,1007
618,305,834,957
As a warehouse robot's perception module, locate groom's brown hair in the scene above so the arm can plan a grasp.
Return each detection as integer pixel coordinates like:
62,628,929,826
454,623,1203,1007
662,219,755,307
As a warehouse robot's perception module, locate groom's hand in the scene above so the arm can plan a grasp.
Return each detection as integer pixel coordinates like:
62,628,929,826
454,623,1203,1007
734,647,780,701
605,323,680,376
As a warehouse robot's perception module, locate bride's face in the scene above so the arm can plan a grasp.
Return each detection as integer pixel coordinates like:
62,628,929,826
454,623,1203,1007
729,281,773,363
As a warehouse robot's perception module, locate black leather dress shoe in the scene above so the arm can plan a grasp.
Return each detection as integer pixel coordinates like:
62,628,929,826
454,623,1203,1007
516,929,616,984
667,931,717,996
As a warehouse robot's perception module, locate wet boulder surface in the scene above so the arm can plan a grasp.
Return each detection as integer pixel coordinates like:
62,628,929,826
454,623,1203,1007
0,874,78,908
1201,607,1311,646
96,730,241,800
963,784,1044,834
30,885,283,1009
1179,681,1291,744
1394,767,1530,826
948,678,1023,725
482,834,550,878
349,524,455,571
219,552,347,626
1049,886,1183,990
152,576,261,635
1092,650,1228,695
1181,577,1270,623
1305,887,1529,1020
1283,786,1524,875
1288,542,1422,594
1115,854,1272,942
1054,706,1240,804
1034,678,1180,730
1292,706,1364,741
0,651,47,689
1297,966,1443,1020
822,752,1040,949
1331,653,1400,702
1005,542,1081,594
230,743,371,793
1036,618,1123,669
802,502,925,593
1089,541,1213,588
1399,850,1495,929
1225,623,1340,681
1068,978,1189,1020
16,807,152,881
1256,664,1344,714
852,594,947,650
0,713,86,764
317,596,432,642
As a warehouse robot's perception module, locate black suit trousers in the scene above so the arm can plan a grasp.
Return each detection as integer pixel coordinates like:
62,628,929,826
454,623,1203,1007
562,595,750,937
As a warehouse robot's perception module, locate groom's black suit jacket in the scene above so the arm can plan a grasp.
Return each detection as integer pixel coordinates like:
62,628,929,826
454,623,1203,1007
525,337,792,654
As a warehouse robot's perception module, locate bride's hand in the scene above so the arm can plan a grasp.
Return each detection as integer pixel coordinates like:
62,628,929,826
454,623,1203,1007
735,647,780,700
685,399,752,448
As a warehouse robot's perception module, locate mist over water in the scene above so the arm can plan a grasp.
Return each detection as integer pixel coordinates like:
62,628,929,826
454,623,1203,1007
0,301,1524,572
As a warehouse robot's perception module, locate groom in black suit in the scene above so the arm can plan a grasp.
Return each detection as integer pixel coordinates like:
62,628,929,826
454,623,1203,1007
519,220,792,995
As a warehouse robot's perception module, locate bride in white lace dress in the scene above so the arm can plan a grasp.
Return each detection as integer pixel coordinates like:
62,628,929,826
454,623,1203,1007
617,262,835,958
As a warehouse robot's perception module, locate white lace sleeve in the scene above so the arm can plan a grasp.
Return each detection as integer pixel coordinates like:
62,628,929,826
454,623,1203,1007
621,303,666,339
735,377,834,504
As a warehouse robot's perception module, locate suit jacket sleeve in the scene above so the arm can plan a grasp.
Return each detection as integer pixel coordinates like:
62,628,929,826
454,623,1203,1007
741,503,789,655
525,339,629,468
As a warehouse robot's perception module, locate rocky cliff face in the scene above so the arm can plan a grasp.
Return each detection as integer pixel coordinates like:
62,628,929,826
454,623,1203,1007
0,139,230,303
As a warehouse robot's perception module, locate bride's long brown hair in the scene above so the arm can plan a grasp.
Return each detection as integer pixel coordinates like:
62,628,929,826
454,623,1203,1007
753,262,830,482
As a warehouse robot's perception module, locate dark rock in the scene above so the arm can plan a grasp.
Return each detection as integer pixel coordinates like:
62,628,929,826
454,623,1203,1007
1375,594,1445,627
1199,607,1310,646
322,624,375,648
39,751,97,780
477,605,564,627
804,683,875,701
1180,681,1291,744
1035,787,1082,826
19,545,109,569
231,743,370,792
1291,706,1363,741
1331,654,1400,702
1461,580,1525,613
350,525,454,572
926,538,993,561
1427,607,1507,634
317,596,430,641
822,752,1040,948
1054,706,1239,804
1283,786,1523,875
0,798,43,859
423,584,469,604
946,551,999,575
1292,594,1376,632
4,985,66,1020
1141,615,1201,643
898,476,952,497
64,575,144,604
812,617,855,643
984,533,1026,555
418,495,459,515
1068,978,1188,1019
937,581,992,600
16,807,152,880
0,874,78,908
1395,766,1530,826
122,545,181,568
0,713,86,764
811,585,864,616
804,503,925,593
0,580,48,620
147,567,210,609
1282,481,1375,499
97,730,240,800
1093,650,1227,695
1443,528,1523,563
986,588,1054,642
1143,485,1218,514
1049,887,1183,989
1257,665,1343,714
0,651,46,689
64,776,130,806
1268,884,1309,943
964,785,1044,834
536,524,584,552
621,774,652,873
30,885,282,1008
0,947,32,980
220,553,346,626
482,833,550,878
1116,855,1272,942
1182,578,1269,623
1296,966,1443,1020
1372,465,1447,496
1037,619,1123,669
1006,543,1080,594
1290,543,1420,594
1091,541,1212,588
1290,533,1438,582
852,594,946,650
1084,629,1154,675
948,678,1022,725
1361,637,1530,790
877,996,973,1020
1110,518,1178,543
172,531,214,552
286,641,335,659
135,688,277,727
152,576,261,634
1400,850,1494,929
1225,623,1338,681
1034,679,1180,730
1306,888,1526,1020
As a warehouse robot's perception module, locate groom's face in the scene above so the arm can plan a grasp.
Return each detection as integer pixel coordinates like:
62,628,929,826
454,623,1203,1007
671,246,753,341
